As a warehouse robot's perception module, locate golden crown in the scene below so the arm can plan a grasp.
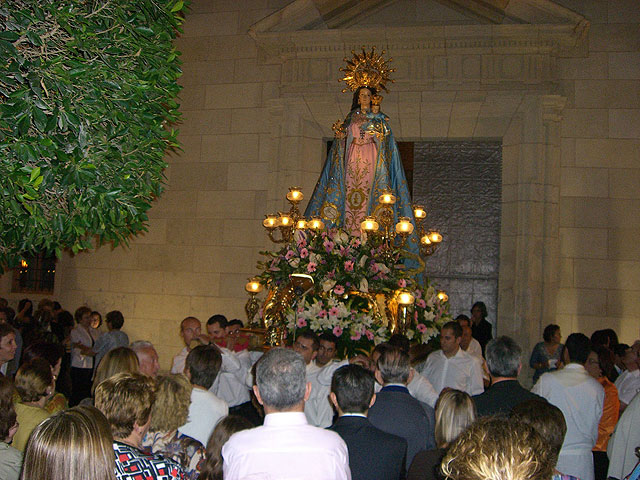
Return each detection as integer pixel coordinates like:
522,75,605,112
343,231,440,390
339,46,395,93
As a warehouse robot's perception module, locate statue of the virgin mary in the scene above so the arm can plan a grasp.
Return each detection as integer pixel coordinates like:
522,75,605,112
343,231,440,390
305,48,419,257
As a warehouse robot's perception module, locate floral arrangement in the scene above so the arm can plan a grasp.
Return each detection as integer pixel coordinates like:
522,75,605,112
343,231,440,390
257,228,451,357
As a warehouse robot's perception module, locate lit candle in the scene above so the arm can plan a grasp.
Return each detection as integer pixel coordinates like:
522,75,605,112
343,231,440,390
263,215,278,228
378,191,396,205
278,214,292,227
395,217,414,235
437,291,448,302
286,187,303,203
420,234,432,245
245,279,263,293
429,231,442,243
361,216,379,232
397,291,415,305
296,219,307,230
413,205,426,219
308,217,325,231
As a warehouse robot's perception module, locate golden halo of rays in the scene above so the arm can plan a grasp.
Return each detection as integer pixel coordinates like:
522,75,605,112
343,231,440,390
339,46,395,93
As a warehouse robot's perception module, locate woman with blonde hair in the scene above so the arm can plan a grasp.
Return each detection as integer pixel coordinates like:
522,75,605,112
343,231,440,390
141,374,205,479
442,416,553,480
199,415,253,480
21,405,115,480
408,389,476,480
84,346,139,403
13,359,54,451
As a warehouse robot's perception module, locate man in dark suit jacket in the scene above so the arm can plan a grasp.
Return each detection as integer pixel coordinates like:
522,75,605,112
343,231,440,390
473,336,545,417
367,345,436,469
329,364,407,480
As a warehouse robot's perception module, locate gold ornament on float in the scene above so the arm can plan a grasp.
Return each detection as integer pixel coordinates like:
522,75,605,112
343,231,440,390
339,46,395,93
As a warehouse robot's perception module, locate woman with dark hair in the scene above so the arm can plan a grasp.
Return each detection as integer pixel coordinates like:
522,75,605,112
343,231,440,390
22,342,67,414
530,324,564,385
199,415,253,480
585,347,619,480
470,301,493,354
0,376,21,480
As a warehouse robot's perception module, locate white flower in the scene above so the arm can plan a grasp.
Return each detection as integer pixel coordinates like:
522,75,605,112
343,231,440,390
322,279,336,293
359,255,368,268
336,231,349,245
423,310,435,322
309,252,321,265
377,263,390,274
289,258,300,267
359,278,369,292
406,330,415,340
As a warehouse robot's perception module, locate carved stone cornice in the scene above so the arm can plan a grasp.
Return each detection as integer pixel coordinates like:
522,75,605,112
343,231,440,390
251,23,588,61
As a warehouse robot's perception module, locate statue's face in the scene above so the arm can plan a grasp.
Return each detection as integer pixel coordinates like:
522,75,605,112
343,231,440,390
358,88,372,109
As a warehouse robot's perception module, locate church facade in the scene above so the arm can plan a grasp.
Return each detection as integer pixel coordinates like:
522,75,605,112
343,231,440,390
1,0,638,373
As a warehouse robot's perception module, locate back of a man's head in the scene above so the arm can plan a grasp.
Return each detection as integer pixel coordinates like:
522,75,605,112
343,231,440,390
255,348,306,410
565,333,591,365
485,336,521,378
94,372,155,439
377,346,411,385
331,364,375,414
185,344,222,389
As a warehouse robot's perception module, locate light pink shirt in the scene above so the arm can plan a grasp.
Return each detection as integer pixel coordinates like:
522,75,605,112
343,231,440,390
222,411,351,480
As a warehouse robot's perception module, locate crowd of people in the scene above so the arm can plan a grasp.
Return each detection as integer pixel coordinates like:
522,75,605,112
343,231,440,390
0,295,639,480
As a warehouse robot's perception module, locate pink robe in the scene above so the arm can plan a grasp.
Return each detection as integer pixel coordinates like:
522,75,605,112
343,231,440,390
344,118,377,235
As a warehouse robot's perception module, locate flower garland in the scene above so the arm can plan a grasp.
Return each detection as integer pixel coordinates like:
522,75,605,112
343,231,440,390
257,228,451,357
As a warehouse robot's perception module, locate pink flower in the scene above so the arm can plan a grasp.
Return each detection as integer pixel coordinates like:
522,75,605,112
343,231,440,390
417,299,427,309
398,279,407,288
416,323,427,333
365,330,374,340
297,306,304,313
370,263,379,274
328,307,339,317
296,317,307,328
351,331,362,341
334,285,345,295
333,326,343,337
285,250,295,260
307,262,317,273
318,309,327,318
414,311,419,321
323,239,335,253
344,260,354,272
297,238,307,248
339,246,350,256
414,289,422,299
299,247,309,258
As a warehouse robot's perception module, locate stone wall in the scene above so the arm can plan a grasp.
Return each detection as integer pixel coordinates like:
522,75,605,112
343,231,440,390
1,0,638,372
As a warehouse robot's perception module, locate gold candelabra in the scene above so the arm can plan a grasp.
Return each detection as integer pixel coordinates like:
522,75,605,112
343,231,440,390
262,187,325,244
360,189,416,264
244,278,264,326
412,204,443,257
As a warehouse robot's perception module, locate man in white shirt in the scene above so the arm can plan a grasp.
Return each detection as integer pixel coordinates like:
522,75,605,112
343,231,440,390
614,345,640,411
292,331,331,426
222,348,350,480
607,391,640,480
420,321,484,395
179,344,228,445
532,333,604,480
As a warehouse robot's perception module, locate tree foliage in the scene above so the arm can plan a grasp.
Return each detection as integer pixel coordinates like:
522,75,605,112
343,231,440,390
0,0,186,271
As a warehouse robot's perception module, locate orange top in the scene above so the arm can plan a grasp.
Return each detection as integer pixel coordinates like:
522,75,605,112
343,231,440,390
593,376,620,451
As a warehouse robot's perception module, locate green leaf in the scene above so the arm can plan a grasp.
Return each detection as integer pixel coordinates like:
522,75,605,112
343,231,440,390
30,167,41,182
170,1,184,12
